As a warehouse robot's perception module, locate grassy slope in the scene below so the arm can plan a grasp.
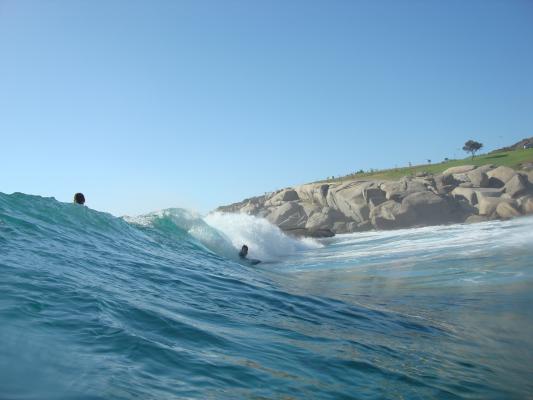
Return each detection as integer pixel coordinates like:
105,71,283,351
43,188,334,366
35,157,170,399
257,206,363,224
318,148,533,183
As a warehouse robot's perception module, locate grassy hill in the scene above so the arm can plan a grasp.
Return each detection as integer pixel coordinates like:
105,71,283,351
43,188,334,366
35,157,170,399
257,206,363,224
319,148,533,183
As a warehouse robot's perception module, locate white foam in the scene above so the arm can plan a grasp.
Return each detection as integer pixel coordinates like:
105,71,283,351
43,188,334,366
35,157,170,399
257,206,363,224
204,212,322,261
126,209,321,262
311,215,533,263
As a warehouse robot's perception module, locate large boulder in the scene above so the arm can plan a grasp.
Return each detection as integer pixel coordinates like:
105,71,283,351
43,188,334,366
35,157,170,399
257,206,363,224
503,174,529,198
266,201,307,229
380,181,408,201
527,170,533,185
295,184,330,206
380,177,430,201
477,196,513,216
451,187,501,206
369,200,402,229
305,207,347,231
475,188,503,200
433,174,456,194
370,192,461,229
269,189,300,203
518,195,533,214
451,187,477,205
363,187,387,208
495,202,521,219
452,173,471,184
398,191,460,227
487,166,516,188
326,181,372,222
442,165,476,175
466,168,489,187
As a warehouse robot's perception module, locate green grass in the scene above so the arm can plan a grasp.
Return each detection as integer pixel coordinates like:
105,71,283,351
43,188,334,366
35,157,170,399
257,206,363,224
318,148,533,183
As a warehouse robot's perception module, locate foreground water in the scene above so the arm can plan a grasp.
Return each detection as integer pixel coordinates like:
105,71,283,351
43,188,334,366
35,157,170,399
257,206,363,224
1,193,532,399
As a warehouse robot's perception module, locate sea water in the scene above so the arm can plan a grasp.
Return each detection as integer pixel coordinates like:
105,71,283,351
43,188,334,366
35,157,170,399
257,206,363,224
1,192,532,399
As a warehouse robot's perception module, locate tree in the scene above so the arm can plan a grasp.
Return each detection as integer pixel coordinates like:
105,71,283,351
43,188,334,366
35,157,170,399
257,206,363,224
463,140,483,158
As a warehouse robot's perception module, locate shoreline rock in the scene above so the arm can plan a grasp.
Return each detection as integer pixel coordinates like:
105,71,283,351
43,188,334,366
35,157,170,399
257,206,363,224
215,165,533,237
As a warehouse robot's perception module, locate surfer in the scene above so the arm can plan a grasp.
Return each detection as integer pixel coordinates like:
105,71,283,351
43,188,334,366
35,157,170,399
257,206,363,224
239,245,261,265
73,193,86,205
239,245,248,259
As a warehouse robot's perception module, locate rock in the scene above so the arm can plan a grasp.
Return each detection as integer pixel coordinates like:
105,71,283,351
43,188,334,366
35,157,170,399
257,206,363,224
434,174,457,194
332,221,348,233
451,187,501,206
285,228,334,238
380,181,407,201
356,220,373,231
466,168,489,187
398,191,460,227
370,200,402,229
442,165,476,175
452,173,471,183
295,184,329,206
475,188,503,200
518,195,533,214
305,207,346,231
503,174,528,198
486,166,516,188
405,178,429,193
527,170,533,186
495,202,521,219
477,196,513,216
215,163,529,236
326,181,372,222
266,201,307,229
270,189,300,203
363,187,386,208
465,215,489,224
475,164,495,173
452,187,477,205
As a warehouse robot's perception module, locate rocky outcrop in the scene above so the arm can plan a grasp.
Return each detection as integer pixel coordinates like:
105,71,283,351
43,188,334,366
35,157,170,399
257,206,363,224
216,164,533,237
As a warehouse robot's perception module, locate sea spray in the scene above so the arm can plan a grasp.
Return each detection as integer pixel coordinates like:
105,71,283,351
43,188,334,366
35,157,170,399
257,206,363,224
204,211,322,261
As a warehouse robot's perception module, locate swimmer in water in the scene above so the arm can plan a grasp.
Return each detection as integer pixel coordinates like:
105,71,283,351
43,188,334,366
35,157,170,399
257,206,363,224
73,193,85,205
239,245,248,259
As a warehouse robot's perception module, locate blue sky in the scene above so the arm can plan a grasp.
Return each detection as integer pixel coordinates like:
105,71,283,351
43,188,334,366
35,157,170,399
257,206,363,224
1,0,532,216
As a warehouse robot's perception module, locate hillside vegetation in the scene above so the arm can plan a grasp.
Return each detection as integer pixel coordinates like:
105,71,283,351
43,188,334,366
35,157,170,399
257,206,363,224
320,148,533,183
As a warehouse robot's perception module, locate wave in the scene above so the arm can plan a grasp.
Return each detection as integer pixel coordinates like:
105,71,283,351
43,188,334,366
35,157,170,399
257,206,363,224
204,212,321,261
125,208,321,262
2,191,533,399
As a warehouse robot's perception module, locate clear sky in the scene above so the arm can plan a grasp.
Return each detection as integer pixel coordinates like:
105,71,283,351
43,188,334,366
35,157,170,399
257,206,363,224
1,0,532,216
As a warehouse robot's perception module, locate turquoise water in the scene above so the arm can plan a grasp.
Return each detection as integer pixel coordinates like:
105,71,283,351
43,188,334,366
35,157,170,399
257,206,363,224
1,192,532,399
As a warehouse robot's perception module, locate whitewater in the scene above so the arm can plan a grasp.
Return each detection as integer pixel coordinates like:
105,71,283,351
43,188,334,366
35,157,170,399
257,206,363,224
1,192,532,399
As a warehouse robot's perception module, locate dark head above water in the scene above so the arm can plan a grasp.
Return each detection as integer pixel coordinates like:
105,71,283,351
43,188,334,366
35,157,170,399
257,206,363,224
239,244,248,258
73,193,85,205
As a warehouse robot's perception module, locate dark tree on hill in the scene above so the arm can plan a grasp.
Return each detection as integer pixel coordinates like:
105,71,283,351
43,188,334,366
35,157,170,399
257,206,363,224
463,140,483,158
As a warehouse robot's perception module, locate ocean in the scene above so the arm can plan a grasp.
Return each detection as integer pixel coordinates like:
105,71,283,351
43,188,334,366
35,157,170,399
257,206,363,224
1,192,532,399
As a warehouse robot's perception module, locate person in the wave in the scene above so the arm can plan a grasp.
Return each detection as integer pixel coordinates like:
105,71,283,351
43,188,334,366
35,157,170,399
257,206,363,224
239,245,248,259
238,245,261,265
73,192,85,205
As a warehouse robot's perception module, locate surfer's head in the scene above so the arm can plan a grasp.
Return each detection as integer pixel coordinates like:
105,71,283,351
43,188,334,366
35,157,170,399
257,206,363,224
239,245,248,258
73,192,86,205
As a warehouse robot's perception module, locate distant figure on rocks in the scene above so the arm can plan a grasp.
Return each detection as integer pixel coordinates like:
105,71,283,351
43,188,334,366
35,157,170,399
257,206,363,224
74,193,86,205
239,245,248,259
